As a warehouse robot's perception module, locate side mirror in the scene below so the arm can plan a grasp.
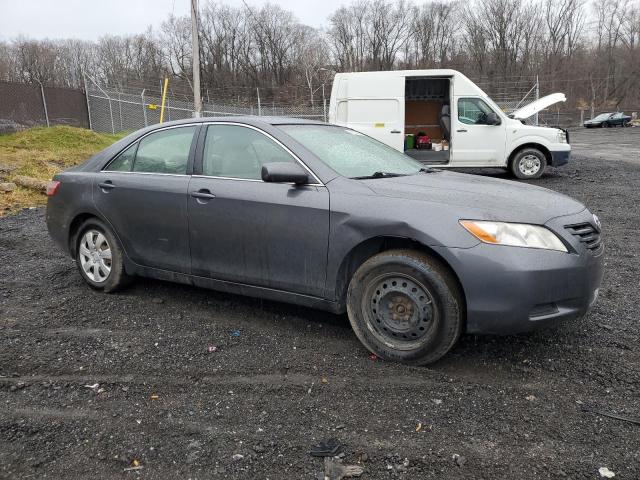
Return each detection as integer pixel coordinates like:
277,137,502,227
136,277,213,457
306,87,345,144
485,112,501,125
261,162,309,185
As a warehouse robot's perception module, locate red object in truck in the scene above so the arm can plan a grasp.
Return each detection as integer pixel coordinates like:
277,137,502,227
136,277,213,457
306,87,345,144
415,134,432,150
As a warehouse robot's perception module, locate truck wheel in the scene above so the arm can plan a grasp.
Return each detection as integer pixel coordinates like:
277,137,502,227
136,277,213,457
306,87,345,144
510,148,546,179
346,249,463,365
75,218,132,292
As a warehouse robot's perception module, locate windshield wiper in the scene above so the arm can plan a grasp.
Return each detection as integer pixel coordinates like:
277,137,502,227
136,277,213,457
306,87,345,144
352,171,407,180
419,167,440,173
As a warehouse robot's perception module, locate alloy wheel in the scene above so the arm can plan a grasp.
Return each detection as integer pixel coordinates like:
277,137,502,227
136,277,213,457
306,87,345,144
78,229,112,283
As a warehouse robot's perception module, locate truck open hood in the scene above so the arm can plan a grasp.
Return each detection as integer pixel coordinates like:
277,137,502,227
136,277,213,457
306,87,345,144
511,93,566,120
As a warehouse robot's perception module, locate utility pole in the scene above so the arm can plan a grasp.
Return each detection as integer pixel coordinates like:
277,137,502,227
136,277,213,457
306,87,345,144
535,75,539,126
36,79,50,127
256,87,261,116
191,0,202,118
322,83,326,122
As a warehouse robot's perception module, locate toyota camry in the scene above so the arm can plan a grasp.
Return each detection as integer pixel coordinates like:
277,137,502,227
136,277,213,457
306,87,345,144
47,117,604,364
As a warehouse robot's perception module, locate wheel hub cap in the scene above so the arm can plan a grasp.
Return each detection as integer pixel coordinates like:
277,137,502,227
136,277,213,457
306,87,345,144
79,230,112,283
519,154,541,176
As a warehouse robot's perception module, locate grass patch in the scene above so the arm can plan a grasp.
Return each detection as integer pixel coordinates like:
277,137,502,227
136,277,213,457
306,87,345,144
0,126,126,215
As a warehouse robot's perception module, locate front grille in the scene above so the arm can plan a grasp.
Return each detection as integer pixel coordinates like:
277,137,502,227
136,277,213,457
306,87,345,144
565,222,602,253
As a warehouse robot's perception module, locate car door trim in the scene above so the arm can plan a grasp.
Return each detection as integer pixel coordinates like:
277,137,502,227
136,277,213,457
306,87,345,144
98,171,190,177
196,121,325,187
190,174,324,188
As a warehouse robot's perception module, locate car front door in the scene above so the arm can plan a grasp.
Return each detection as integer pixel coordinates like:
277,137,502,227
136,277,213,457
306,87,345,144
452,97,506,165
611,113,623,126
187,123,330,297
94,125,198,273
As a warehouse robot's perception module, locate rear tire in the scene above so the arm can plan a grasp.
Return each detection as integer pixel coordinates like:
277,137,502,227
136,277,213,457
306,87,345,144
510,148,546,179
346,249,463,365
75,218,131,292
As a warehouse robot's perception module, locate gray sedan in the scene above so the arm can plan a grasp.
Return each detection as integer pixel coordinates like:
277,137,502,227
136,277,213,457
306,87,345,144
46,117,604,364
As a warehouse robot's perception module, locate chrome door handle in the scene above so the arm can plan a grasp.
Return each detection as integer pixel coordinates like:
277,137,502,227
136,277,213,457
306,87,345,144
456,129,468,133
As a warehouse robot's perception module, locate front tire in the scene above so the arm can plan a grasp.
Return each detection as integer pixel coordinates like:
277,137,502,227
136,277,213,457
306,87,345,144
346,249,463,365
510,148,546,179
75,218,131,292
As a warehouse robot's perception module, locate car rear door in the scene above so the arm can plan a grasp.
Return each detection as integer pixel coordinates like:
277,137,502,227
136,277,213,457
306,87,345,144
187,123,330,297
93,125,199,273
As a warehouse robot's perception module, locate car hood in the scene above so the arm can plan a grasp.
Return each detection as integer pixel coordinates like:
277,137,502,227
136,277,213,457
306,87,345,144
511,93,566,119
360,171,585,224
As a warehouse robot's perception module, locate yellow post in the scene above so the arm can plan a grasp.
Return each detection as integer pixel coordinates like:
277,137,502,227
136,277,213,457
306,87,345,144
159,77,169,124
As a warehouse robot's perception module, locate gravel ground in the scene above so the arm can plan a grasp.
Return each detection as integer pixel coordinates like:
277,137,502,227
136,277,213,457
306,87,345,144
1,128,639,479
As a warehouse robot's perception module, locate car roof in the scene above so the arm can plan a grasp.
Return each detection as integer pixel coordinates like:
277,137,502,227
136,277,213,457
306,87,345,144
145,115,327,130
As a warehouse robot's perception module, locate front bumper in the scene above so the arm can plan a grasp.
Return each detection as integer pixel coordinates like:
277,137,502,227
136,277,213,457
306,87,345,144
434,209,604,335
549,147,571,167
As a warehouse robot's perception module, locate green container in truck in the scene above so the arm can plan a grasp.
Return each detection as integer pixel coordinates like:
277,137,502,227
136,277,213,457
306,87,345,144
404,134,415,150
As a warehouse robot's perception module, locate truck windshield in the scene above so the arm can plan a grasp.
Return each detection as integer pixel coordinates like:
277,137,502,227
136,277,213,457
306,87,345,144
278,124,423,179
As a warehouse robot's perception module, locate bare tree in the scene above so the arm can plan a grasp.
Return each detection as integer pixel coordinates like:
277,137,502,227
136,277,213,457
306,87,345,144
410,1,458,68
2,0,640,113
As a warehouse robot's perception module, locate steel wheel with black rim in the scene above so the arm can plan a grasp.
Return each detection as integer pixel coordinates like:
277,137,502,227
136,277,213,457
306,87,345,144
346,249,463,365
511,148,546,179
75,218,131,292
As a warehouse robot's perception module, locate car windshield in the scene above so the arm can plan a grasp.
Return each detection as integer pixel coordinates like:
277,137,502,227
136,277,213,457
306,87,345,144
278,124,424,178
593,113,612,121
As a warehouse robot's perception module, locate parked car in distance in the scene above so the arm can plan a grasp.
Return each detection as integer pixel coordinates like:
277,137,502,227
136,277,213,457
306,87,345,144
47,117,604,365
583,112,632,128
329,69,571,179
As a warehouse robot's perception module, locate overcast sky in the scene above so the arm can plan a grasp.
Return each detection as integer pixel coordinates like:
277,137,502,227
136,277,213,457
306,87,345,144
0,0,348,41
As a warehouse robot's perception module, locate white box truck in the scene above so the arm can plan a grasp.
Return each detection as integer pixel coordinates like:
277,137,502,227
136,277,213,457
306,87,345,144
328,69,570,179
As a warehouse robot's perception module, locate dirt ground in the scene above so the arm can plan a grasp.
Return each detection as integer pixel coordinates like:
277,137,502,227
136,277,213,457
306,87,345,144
1,127,639,479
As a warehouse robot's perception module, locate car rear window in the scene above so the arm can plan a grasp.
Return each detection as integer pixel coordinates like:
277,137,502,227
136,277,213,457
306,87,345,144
104,126,196,174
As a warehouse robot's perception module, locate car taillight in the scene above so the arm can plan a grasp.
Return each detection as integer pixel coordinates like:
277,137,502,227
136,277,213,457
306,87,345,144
46,180,61,196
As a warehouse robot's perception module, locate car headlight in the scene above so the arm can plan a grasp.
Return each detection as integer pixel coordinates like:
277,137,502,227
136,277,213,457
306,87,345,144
557,129,567,143
460,220,567,252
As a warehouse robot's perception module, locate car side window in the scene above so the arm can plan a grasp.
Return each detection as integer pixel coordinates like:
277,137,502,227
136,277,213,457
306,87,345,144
132,126,197,174
202,125,295,180
105,143,137,172
458,98,496,125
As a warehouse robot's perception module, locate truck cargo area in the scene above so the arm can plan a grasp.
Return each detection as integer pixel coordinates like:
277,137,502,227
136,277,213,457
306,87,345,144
404,77,450,164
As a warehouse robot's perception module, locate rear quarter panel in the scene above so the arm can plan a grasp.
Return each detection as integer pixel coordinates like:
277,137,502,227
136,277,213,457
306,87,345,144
46,171,98,256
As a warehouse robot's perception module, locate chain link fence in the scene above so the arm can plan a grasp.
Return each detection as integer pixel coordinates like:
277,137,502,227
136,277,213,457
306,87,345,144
85,75,327,134
1,76,627,135
84,75,602,134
